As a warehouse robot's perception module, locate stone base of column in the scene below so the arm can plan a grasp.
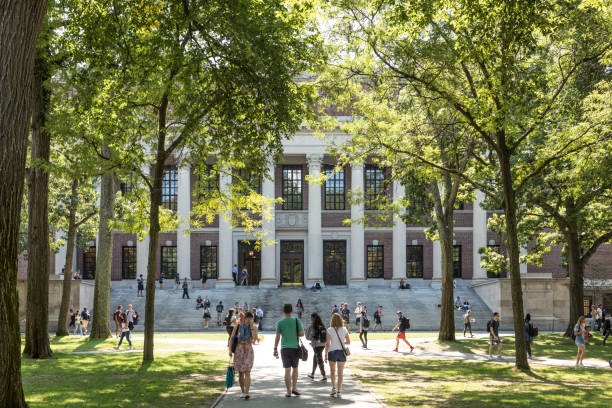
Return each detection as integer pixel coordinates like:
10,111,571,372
215,279,236,289
348,279,368,288
259,278,278,288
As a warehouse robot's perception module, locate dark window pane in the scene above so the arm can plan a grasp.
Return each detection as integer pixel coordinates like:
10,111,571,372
365,165,386,210
200,246,218,279
162,166,178,212
453,245,462,278
282,165,302,210
122,246,137,279
324,165,345,210
83,246,96,279
406,245,423,278
367,245,384,278
161,246,177,279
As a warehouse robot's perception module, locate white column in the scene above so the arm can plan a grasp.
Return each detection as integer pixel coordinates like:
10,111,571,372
392,180,406,282
216,170,235,288
55,230,67,275
350,164,366,287
432,240,442,279
306,154,323,286
520,246,528,276
472,190,488,279
260,162,277,288
177,165,191,280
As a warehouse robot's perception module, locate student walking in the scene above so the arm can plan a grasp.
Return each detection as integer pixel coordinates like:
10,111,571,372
203,307,211,328
74,310,83,336
574,315,587,367
137,274,144,297
80,307,91,335
306,313,327,382
359,310,369,349
392,311,414,352
181,278,190,299
230,311,258,400
216,301,224,326
325,313,350,399
114,313,133,350
273,304,304,398
113,305,123,338
463,310,473,337
373,306,383,331
295,298,304,319
239,266,249,286
524,313,534,359
487,312,503,360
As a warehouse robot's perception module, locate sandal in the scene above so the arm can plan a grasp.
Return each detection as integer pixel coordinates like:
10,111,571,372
292,390,301,396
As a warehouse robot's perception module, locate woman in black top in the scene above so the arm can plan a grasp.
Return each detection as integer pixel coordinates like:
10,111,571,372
306,313,327,381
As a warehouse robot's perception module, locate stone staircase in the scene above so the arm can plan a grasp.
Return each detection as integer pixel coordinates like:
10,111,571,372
109,280,491,332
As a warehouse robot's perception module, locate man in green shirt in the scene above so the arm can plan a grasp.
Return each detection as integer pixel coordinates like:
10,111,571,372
274,303,305,397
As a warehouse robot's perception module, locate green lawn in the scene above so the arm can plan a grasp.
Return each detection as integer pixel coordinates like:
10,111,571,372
350,353,612,407
442,333,611,361
22,336,227,408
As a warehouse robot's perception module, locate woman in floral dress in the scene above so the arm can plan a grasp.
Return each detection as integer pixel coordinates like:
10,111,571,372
230,311,258,400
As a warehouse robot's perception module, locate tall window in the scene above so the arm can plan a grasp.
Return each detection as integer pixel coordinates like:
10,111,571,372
199,164,218,196
238,169,261,194
161,246,177,279
365,165,386,210
282,165,302,210
406,245,423,278
367,245,384,278
120,182,133,195
162,166,178,212
83,246,96,279
122,247,137,279
200,246,218,279
453,245,462,278
583,297,593,316
324,165,345,210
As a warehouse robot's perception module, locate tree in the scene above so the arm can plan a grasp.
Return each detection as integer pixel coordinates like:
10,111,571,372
0,0,48,405
327,0,611,369
65,0,320,362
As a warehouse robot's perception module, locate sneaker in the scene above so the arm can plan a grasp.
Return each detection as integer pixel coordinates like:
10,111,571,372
244,395,250,400
496,355,503,359
579,363,584,367
575,363,580,368
330,389,337,397
410,346,415,353
336,392,342,399
307,374,314,379
320,377,327,382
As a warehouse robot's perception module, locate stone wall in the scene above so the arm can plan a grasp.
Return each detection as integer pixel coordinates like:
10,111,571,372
472,277,569,331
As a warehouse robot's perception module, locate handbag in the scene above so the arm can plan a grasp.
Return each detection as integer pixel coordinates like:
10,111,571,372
334,328,350,356
230,325,239,353
296,319,308,361
225,360,235,390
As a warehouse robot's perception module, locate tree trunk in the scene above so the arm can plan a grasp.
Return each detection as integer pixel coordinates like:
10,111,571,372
438,223,456,341
499,148,529,370
143,93,169,363
56,180,78,336
0,0,48,405
566,229,584,335
89,151,114,339
24,46,52,359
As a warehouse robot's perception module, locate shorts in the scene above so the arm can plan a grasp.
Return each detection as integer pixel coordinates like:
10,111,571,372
328,349,346,362
575,337,585,347
342,315,349,323
489,335,502,345
397,331,406,339
281,348,299,368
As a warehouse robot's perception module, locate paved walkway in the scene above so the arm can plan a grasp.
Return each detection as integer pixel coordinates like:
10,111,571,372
214,338,383,408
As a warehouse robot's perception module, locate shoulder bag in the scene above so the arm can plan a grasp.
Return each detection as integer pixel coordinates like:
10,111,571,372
334,327,350,356
296,318,308,361
230,324,239,353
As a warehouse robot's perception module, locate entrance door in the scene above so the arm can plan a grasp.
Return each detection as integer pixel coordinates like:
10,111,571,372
280,240,304,286
238,241,261,285
323,240,346,285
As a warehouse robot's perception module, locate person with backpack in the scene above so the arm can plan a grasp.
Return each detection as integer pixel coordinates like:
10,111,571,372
487,312,503,360
306,313,327,382
463,309,473,337
340,303,351,333
373,306,383,331
80,307,91,335
392,311,414,352
524,313,534,359
113,305,123,338
359,310,370,349
574,315,587,367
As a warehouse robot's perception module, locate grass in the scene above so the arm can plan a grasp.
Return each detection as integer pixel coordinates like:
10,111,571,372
350,353,612,407
22,336,227,408
438,332,611,361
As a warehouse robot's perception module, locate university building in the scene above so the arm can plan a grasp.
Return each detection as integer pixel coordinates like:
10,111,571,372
52,130,612,314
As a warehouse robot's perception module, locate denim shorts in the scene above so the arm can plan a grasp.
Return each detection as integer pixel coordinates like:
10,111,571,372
328,349,346,362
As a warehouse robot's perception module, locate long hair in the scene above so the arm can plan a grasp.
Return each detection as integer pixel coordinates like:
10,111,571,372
330,313,344,328
576,315,585,326
311,313,324,329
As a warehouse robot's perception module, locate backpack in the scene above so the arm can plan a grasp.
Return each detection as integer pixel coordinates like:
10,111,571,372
216,304,224,313
399,316,410,331
531,326,538,337
486,320,493,333
81,311,90,321
362,317,370,329
318,326,327,343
